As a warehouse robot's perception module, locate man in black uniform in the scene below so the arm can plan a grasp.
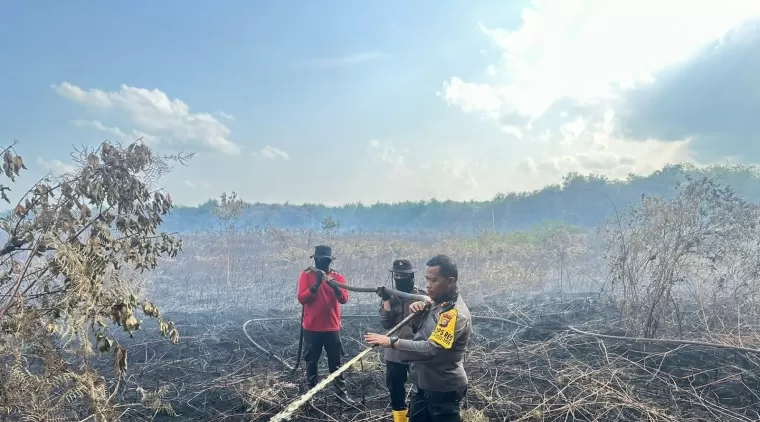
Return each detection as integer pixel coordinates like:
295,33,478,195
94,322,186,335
365,254,471,422
377,259,422,422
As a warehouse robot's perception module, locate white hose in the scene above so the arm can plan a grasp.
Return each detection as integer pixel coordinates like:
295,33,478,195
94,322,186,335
242,314,524,370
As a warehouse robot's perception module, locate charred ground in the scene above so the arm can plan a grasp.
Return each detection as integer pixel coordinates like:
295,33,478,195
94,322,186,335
93,296,760,422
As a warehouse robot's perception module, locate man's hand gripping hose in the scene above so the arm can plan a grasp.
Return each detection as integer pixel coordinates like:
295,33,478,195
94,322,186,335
305,265,432,303
268,295,432,422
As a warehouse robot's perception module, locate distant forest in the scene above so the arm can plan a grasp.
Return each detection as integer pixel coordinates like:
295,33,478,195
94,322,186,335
163,163,760,234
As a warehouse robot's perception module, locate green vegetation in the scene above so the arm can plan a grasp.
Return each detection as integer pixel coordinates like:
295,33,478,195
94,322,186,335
462,220,584,250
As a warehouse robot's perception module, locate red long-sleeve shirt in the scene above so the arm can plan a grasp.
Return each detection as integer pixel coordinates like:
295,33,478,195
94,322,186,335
297,270,349,332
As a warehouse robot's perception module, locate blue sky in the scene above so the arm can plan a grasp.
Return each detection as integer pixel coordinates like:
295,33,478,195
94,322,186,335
2,1,760,206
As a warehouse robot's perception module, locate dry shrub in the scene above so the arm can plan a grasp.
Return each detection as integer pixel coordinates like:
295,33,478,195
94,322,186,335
461,407,489,422
601,176,760,338
0,140,190,421
349,348,383,373
136,385,177,417
235,374,299,416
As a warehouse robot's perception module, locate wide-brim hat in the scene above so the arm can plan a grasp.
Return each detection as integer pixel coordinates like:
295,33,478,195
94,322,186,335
310,244,334,259
389,258,415,274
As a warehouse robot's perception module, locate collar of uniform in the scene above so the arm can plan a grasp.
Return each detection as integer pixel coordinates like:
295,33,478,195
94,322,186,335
436,291,459,310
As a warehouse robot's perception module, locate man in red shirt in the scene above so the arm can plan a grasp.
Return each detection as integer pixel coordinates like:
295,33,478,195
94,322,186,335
297,245,355,405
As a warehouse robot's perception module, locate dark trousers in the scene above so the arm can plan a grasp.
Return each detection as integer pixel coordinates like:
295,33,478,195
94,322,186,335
386,361,410,410
302,329,346,394
408,384,467,422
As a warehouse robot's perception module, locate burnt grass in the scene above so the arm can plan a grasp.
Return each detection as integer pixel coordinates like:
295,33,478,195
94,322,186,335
94,299,760,421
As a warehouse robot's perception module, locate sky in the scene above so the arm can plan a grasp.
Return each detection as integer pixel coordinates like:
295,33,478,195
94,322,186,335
2,0,760,206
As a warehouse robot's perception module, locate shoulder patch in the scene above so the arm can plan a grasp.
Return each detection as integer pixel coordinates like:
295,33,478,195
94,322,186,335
428,309,457,349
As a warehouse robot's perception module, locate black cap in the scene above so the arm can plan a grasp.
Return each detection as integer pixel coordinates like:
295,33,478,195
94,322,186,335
389,259,415,274
310,245,334,259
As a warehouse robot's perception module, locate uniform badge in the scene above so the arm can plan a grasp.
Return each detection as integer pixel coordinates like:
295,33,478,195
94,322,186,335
428,309,457,349
438,312,452,328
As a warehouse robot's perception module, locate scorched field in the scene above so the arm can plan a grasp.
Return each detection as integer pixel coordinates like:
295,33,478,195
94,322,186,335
132,200,760,422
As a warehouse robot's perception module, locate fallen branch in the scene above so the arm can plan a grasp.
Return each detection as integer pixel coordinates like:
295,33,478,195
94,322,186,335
243,319,295,371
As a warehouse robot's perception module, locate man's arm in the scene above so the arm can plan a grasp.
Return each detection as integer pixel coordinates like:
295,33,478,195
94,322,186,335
331,273,349,304
395,308,467,362
297,272,318,304
394,338,440,362
379,298,398,329
409,311,424,333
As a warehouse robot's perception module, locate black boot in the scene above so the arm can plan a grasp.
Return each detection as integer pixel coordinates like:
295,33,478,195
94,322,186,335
333,390,357,406
323,331,356,406
332,375,357,406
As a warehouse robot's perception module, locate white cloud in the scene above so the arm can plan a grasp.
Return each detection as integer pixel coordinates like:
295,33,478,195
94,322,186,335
53,82,240,154
441,0,760,183
187,181,209,188
346,140,488,203
73,119,127,139
466,0,760,119
37,157,75,176
217,111,235,120
253,146,290,160
369,139,406,167
72,119,160,145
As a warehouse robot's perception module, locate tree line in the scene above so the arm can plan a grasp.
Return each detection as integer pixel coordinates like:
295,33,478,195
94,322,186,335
165,163,760,234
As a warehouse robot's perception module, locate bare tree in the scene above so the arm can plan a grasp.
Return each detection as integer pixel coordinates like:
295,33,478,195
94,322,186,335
212,191,248,286
601,176,760,337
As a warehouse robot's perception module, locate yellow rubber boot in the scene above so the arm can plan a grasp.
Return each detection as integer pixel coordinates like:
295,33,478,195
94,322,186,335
392,409,407,422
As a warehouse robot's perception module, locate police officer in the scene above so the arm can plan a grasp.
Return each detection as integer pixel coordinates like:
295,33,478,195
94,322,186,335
365,254,470,422
377,259,422,422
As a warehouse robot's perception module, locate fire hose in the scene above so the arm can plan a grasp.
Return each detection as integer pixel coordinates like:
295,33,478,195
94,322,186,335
290,276,431,371
243,318,296,371
242,314,525,371
290,266,431,371
325,278,431,302
305,265,433,303
293,306,305,371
